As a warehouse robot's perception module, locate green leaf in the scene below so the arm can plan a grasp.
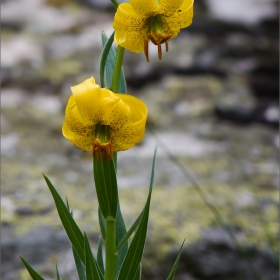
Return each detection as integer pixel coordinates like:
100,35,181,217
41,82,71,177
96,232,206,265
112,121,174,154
100,31,126,93
117,148,157,279
73,247,86,280
20,257,44,280
43,174,85,264
93,157,118,219
166,240,185,280
116,208,143,251
98,207,106,240
97,236,105,275
116,201,128,276
56,265,60,280
84,233,104,280
133,263,141,280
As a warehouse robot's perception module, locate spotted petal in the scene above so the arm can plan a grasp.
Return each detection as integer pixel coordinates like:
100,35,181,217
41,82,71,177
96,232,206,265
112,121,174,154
111,94,148,151
64,96,94,137
71,77,102,126
114,30,147,53
99,89,131,131
164,0,194,31
159,0,185,17
129,0,158,17
113,3,147,33
62,121,94,151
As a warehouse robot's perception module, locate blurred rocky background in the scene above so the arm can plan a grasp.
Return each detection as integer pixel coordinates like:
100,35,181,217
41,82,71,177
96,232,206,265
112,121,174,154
1,0,279,279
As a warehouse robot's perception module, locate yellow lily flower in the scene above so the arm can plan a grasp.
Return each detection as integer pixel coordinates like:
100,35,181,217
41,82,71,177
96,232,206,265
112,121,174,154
113,0,194,62
62,77,148,160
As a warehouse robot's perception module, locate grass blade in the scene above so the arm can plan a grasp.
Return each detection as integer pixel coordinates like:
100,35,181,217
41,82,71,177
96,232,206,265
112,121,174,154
43,174,85,264
116,200,128,276
100,31,126,93
73,247,86,280
116,209,143,251
166,240,185,280
56,265,60,280
84,233,104,280
117,148,157,279
20,257,44,280
97,236,105,276
98,207,106,240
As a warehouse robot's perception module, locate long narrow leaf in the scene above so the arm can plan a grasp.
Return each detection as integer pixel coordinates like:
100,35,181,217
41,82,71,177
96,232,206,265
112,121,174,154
166,240,185,280
133,263,142,280
56,265,60,280
97,236,105,275
98,207,106,240
117,148,157,279
43,174,85,263
116,208,144,251
84,233,104,280
73,247,86,280
100,31,115,88
101,31,126,93
20,257,44,280
93,157,118,219
116,201,128,276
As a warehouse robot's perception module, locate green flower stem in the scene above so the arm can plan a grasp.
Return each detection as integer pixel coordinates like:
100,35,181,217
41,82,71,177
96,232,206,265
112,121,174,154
111,46,125,93
105,218,117,280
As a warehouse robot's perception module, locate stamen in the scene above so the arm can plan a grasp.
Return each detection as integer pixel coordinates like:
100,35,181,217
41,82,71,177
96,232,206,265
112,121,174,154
92,139,113,162
144,40,149,62
165,41,169,52
147,33,157,45
158,44,162,60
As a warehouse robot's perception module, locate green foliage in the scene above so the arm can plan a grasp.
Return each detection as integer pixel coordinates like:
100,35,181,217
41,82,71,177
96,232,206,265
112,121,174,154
93,157,118,219
19,257,44,280
84,233,104,280
116,209,143,251
117,149,157,279
97,236,105,275
100,31,126,93
56,265,61,280
98,207,106,240
166,240,185,280
43,174,85,264
73,247,86,280
115,201,129,275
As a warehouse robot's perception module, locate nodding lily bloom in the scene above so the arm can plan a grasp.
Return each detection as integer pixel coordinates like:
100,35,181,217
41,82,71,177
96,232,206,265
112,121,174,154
113,0,194,62
62,77,148,161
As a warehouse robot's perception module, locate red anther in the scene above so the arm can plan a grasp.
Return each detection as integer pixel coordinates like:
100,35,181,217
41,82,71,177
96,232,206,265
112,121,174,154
144,39,149,62
165,41,169,52
158,44,162,60
92,139,114,162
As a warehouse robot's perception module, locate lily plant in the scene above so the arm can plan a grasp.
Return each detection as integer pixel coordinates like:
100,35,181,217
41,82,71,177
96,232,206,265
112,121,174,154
20,0,194,279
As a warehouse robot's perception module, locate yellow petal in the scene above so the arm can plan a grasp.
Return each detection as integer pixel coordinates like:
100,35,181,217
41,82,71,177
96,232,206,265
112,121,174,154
71,77,102,125
111,94,148,151
164,1,194,31
129,0,158,17
158,0,185,17
113,3,146,32
114,30,146,53
99,88,131,131
64,95,95,137
62,121,94,151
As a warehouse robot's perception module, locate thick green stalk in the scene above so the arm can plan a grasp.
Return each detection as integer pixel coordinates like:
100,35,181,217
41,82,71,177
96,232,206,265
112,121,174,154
111,46,125,93
105,218,117,280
